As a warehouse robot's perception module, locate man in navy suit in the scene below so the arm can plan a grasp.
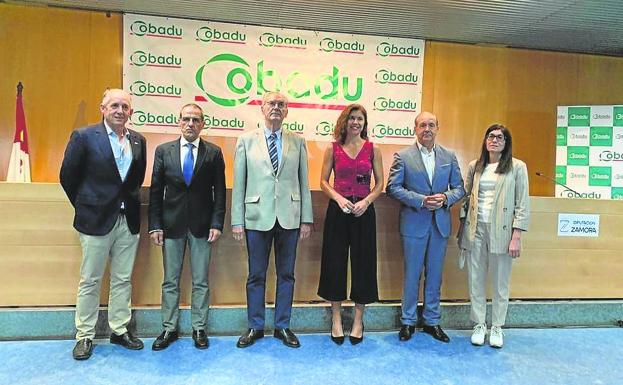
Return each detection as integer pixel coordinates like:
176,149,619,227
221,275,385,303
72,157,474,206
386,111,464,343
148,103,226,350
60,89,147,360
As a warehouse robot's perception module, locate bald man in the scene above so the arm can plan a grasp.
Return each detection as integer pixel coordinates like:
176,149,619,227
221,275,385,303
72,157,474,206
60,89,147,360
386,111,464,343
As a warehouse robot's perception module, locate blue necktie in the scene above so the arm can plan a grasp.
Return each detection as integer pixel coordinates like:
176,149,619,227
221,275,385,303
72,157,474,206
268,133,278,174
183,143,194,186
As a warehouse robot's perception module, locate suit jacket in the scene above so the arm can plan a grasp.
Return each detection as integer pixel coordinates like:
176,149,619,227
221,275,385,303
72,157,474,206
60,122,147,236
231,128,313,231
148,138,226,238
386,143,465,238
459,158,530,254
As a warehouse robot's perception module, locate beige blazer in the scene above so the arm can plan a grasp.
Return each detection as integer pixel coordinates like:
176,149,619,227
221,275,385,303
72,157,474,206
459,157,530,261
231,128,313,231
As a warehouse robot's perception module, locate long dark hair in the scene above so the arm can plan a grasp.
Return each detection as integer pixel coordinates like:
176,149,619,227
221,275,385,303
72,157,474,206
333,104,368,144
476,124,513,174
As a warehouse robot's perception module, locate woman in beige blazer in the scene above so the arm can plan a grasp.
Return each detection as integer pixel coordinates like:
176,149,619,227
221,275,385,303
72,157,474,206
458,124,529,348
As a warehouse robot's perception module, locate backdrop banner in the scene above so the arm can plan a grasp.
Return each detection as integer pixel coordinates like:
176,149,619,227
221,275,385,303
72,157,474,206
556,105,623,200
123,14,425,144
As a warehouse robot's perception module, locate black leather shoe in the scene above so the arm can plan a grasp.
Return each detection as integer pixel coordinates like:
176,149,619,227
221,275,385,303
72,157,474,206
236,328,264,348
192,329,209,349
273,328,301,348
349,323,365,345
110,331,144,350
398,325,416,341
152,330,178,351
422,325,450,343
72,338,93,360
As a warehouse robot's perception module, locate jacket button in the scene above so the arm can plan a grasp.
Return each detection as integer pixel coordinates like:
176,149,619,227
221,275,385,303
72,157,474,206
503,225,507,230
503,208,507,212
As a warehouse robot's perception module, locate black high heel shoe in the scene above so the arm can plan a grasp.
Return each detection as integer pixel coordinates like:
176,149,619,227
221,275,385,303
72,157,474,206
330,332,345,345
349,323,364,345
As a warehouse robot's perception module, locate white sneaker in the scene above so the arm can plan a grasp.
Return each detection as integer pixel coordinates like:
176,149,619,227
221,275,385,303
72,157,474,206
470,324,486,346
489,326,504,348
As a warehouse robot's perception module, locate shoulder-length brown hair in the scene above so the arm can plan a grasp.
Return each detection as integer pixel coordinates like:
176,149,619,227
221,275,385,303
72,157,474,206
333,104,368,144
476,124,513,174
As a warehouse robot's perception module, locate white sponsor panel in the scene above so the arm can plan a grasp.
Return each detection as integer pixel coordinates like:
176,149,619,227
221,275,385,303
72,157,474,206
590,105,613,126
123,14,425,144
557,213,600,237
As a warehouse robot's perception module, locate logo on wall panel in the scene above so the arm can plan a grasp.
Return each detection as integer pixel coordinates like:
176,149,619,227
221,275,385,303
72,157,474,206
373,97,417,112
319,38,365,54
375,69,418,86
559,188,602,199
556,127,567,146
129,20,183,39
316,121,333,136
588,167,611,186
130,80,182,98
129,51,182,68
196,27,246,44
598,150,623,162
614,107,623,126
372,123,414,139
566,146,590,166
567,107,590,126
589,127,613,146
205,115,245,131
131,110,178,127
259,33,307,49
195,53,364,107
376,42,421,58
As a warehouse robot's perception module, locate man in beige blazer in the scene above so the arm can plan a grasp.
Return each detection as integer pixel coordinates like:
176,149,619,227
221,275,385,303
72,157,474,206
231,91,313,349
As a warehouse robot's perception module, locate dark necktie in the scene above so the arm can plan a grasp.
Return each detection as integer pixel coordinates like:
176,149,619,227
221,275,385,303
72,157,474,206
268,133,278,173
183,142,194,185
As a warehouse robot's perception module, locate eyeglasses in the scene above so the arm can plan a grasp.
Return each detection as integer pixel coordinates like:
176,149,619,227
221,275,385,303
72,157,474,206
486,133,505,142
264,100,287,109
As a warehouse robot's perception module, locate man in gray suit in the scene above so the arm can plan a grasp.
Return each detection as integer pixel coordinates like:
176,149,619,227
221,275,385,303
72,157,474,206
386,111,464,343
231,91,313,349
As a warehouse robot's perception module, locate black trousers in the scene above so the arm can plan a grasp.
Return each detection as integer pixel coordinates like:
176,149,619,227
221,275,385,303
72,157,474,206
317,199,379,304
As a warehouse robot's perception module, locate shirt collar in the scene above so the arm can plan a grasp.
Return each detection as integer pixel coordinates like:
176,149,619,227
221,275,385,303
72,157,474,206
415,139,435,155
104,120,129,139
180,136,200,148
264,127,282,140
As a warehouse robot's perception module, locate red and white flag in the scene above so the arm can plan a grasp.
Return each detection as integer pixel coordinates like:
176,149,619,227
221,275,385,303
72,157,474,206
6,82,31,183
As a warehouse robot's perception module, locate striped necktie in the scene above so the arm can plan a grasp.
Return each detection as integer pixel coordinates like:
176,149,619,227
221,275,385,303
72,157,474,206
268,133,278,173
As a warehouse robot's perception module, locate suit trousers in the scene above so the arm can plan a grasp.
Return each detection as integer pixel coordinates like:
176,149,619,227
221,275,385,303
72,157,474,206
245,222,299,330
317,200,378,304
467,221,513,327
400,220,448,327
161,231,212,331
75,214,139,340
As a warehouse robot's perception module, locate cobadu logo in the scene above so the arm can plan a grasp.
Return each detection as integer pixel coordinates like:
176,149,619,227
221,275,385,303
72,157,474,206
255,121,305,133
130,81,182,98
376,42,420,58
259,33,307,49
617,113,623,120
131,111,178,127
319,38,365,54
592,133,611,140
372,123,414,139
570,133,587,139
560,189,601,199
593,113,611,119
569,172,587,179
375,69,418,85
129,20,182,39
556,133,565,140
129,51,182,68
569,152,587,160
557,114,565,120
316,121,333,136
205,115,244,130
599,150,623,162
570,114,589,120
195,53,363,107
555,172,564,179
373,97,417,112
196,27,246,44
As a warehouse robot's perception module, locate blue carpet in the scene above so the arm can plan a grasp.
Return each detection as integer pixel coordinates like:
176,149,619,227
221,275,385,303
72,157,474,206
1,328,621,385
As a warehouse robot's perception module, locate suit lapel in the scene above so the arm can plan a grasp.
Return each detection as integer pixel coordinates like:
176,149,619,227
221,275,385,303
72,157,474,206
95,123,121,181
192,140,208,181
168,140,183,182
492,166,507,203
409,143,431,188
256,129,274,174
278,130,291,176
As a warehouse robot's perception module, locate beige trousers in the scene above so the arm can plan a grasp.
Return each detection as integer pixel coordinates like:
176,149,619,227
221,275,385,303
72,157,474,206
75,215,139,340
467,222,514,327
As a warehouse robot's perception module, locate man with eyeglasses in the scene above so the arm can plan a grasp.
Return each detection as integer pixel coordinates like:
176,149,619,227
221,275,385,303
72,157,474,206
148,103,226,350
231,91,313,349
386,111,465,343
60,89,147,360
